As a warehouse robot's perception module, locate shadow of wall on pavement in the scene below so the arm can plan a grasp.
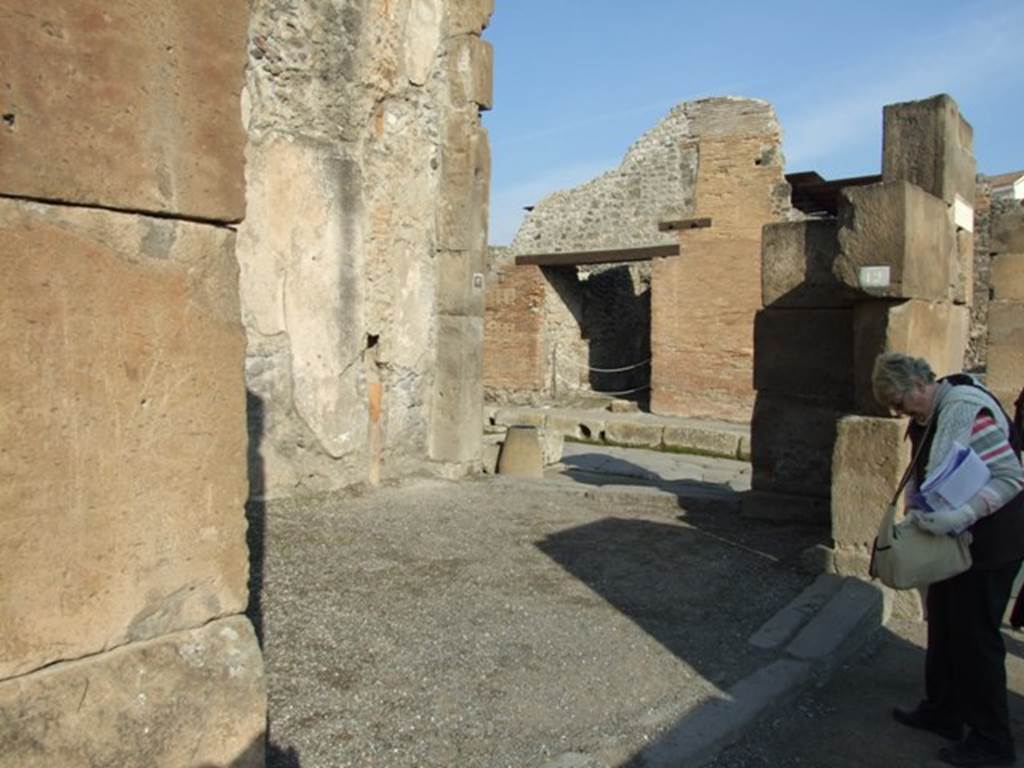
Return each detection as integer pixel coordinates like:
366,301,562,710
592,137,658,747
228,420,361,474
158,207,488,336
245,389,268,648
622,623,1024,768
195,735,302,767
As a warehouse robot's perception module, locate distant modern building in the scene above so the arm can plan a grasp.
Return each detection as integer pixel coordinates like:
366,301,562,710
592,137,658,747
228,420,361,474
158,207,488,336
988,170,1024,200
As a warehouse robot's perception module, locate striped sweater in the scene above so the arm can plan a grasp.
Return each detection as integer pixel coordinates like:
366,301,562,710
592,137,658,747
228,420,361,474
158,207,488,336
909,379,1024,523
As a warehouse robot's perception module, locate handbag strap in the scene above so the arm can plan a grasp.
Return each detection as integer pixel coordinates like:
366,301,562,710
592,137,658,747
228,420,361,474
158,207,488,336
890,416,936,506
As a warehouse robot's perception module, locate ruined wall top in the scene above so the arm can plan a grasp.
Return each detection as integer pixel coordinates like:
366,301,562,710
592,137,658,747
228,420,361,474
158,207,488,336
510,97,784,255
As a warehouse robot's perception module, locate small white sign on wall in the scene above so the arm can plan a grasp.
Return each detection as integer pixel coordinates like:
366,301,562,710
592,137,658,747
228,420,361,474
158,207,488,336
859,266,891,289
953,195,974,232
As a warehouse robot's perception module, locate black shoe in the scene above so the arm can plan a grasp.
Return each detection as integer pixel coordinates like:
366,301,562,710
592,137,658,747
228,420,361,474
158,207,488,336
893,705,963,741
936,741,1016,766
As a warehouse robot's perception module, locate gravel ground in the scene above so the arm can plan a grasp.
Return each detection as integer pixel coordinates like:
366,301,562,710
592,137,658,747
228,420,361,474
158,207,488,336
248,474,826,768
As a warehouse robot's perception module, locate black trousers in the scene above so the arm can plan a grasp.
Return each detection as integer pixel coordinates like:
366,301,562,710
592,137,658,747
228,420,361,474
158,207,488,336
925,559,1022,755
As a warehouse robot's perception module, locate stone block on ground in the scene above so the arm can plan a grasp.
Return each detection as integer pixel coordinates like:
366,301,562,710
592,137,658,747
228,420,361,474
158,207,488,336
753,308,854,406
831,416,910,549
604,419,664,449
0,199,248,679
853,300,969,416
882,93,976,206
986,300,1024,414
662,423,745,459
836,180,955,301
750,394,841,499
991,253,1024,300
0,616,266,768
429,315,484,463
761,219,858,308
497,426,543,478
0,1,249,221
546,412,608,442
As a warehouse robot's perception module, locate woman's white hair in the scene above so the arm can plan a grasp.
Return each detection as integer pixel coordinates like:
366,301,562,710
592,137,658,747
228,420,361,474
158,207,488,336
871,352,936,407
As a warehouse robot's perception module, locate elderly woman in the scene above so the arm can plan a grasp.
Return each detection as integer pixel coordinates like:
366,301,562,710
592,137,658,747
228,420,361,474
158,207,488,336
872,352,1024,768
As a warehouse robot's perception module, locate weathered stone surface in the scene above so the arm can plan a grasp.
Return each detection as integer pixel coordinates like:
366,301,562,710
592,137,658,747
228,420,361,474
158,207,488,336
991,205,1024,254
750,394,840,498
241,0,492,492
954,227,974,306
882,94,976,206
761,219,858,308
604,420,664,448
496,426,543,478
495,408,547,428
753,308,854,405
853,300,969,416
445,34,493,110
663,424,744,459
430,316,484,463
437,249,487,317
237,136,369,496
0,199,248,679
437,117,491,253
403,0,443,86
545,412,608,442
446,0,495,35
0,1,248,221
986,300,1024,414
836,181,955,301
0,617,265,768
991,253,1024,300
831,416,910,549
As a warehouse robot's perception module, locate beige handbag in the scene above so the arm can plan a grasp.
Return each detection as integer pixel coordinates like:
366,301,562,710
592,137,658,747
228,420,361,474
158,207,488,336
869,422,973,590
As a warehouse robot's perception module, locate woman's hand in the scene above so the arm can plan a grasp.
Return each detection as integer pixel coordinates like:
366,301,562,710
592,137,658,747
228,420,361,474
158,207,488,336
910,505,976,536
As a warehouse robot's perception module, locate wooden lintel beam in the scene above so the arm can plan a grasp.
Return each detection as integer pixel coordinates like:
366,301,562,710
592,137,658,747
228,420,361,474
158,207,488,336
514,244,680,267
658,217,712,232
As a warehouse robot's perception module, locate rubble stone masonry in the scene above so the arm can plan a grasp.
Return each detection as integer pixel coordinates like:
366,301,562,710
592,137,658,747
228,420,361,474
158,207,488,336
239,0,494,495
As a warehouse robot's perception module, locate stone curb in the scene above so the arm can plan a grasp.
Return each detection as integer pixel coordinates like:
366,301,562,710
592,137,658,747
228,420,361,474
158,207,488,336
622,577,888,768
600,575,888,768
486,406,750,460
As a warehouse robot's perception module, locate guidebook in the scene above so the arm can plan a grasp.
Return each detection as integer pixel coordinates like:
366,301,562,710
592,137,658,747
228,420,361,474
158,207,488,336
909,441,990,514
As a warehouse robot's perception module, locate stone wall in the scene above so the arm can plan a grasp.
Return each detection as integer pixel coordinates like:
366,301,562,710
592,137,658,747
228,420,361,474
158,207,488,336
0,3,265,766
744,96,975,559
484,97,787,414
650,99,792,420
239,0,494,496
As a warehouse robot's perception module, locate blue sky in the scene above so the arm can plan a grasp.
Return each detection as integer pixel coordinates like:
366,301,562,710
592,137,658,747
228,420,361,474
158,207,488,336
482,0,1024,244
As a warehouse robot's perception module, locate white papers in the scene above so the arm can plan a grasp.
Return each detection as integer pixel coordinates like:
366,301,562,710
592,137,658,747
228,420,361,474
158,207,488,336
913,441,990,512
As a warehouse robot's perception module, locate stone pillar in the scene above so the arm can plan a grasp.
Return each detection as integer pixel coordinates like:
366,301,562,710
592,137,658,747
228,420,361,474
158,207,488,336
748,95,973,540
987,205,1024,411
745,220,856,523
0,3,265,766
826,95,973,574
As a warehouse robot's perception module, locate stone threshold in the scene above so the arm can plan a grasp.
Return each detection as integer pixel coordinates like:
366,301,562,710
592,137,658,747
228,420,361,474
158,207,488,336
484,404,751,461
